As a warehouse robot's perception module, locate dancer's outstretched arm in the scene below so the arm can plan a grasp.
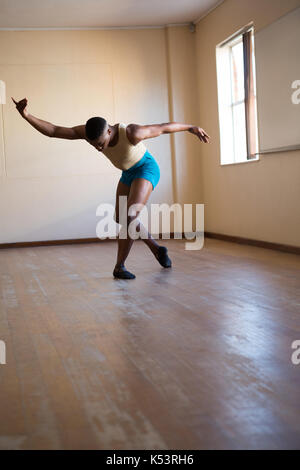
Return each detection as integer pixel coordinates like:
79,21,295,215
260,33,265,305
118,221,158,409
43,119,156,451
11,97,85,139
127,122,211,144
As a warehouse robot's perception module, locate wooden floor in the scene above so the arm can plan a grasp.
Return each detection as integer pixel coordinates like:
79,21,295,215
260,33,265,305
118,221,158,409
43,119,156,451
0,238,299,450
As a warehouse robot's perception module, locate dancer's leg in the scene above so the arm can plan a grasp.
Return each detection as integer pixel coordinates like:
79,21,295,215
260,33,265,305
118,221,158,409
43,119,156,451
113,178,153,279
115,178,153,269
115,179,165,256
114,179,131,227
137,220,160,255
113,179,171,278
133,218,171,268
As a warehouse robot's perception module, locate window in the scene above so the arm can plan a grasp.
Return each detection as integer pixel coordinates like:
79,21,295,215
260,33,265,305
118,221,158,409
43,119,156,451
216,26,259,165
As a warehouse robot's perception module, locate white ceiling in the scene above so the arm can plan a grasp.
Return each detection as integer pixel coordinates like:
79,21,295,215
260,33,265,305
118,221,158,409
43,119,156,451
0,0,224,29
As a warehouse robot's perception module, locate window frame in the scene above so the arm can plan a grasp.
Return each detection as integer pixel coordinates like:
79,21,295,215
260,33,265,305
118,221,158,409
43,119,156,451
216,23,259,165
229,36,247,162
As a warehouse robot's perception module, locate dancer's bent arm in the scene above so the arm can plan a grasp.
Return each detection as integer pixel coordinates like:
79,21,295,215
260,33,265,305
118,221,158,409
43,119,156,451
11,97,85,140
127,122,211,144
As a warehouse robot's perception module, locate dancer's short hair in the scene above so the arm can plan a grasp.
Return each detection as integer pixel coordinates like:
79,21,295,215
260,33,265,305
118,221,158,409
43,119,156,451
85,117,107,140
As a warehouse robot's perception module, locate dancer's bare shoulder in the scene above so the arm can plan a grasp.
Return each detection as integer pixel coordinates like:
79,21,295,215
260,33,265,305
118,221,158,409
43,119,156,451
126,123,141,145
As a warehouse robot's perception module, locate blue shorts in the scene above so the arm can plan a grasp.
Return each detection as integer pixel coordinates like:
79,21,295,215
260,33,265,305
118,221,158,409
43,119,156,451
120,150,160,191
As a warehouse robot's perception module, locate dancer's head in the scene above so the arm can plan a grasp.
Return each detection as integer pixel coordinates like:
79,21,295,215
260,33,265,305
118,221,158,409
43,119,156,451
85,116,110,150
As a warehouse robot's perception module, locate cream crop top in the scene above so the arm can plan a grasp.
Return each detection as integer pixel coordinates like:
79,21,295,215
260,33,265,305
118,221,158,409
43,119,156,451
101,123,147,170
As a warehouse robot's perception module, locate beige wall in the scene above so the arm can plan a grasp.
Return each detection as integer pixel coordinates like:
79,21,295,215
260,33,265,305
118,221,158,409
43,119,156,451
165,26,202,206
0,27,198,243
1,1,299,247
195,0,300,247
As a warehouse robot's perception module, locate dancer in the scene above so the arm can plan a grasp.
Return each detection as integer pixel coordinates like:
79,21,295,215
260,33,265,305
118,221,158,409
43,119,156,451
12,97,210,279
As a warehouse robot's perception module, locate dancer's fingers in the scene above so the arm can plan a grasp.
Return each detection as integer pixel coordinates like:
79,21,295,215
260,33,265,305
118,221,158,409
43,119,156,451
201,129,210,143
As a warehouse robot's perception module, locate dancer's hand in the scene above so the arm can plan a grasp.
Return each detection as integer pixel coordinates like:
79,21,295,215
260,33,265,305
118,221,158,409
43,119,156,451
188,126,210,143
11,97,28,118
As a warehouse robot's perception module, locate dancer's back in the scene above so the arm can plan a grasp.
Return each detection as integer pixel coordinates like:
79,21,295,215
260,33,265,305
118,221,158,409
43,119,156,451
101,123,147,170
